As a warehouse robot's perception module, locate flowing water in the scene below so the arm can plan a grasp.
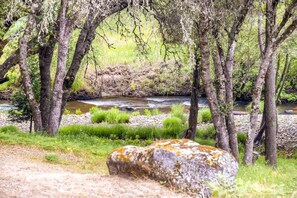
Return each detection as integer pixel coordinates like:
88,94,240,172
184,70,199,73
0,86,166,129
1,97,296,114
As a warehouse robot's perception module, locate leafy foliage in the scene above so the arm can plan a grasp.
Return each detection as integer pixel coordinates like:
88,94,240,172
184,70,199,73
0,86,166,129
198,108,212,123
171,104,186,123
91,107,130,124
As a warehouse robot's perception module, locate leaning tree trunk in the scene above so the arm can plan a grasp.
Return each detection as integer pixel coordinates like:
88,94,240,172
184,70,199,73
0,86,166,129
198,11,230,152
39,35,56,131
19,14,42,132
244,44,273,165
48,0,73,136
184,50,199,140
59,1,130,121
264,51,277,168
224,41,239,161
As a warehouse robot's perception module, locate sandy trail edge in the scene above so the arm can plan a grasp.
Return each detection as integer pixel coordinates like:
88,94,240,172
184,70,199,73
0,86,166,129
0,145,189,198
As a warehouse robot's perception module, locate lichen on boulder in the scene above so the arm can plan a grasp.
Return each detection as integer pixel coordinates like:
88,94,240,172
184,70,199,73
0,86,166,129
107,139,238,197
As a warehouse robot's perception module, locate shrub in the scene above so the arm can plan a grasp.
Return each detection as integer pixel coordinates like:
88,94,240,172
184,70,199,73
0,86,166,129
196,139,215,146
131,111,140,116
144,109,152,116
237,132,247,145
91,108,130,124
198,108,212,123
0,125,19,133
163,117,182,130
91,110,107,123
117,113,130,123
171,104,186,123
106,107,120,124
196,125,216,140
152,109,161,116
75,108,82,115
89,106,99,114
64,109,71,115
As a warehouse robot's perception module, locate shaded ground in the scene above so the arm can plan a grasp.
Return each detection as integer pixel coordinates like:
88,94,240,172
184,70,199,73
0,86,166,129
0,144,188,198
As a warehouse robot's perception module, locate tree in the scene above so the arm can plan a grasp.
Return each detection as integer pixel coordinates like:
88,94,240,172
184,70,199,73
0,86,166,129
244,0,297,165
183,48,200,140
1,0,149,135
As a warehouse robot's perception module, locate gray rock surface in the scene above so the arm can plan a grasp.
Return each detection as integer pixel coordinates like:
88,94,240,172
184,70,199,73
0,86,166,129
107,139,239,197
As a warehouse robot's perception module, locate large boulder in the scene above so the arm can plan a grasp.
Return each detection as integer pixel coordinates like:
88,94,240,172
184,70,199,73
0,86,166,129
107,139,238,197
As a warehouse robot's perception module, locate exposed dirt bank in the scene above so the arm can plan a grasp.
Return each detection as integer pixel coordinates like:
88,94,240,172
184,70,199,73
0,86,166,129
0,144,188,198
68,64,192,100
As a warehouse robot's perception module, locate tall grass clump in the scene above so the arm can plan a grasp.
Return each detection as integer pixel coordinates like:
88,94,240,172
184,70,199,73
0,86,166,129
171,104,186,123
198,108,212,123
163,117,184,138
144,109,152,116
91,107,130,124
91,110,107,123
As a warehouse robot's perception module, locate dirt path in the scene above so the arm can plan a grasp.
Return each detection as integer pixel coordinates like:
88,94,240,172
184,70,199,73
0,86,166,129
0,145,188,198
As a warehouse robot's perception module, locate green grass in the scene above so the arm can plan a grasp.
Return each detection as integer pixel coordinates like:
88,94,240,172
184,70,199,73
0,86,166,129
91,107,130,124
59,124,184,140
214,156,297,197
171,104,186,124
0,125,296,197
45,154,60,163
144,109,152,116
198,108,212,123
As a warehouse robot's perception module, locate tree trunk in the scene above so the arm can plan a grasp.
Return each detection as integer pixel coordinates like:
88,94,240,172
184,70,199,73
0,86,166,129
0,41,36,84
19,14,42,132
60,1,130,119
198,11,230,151
39,35,56,131
48,0,73,136
184,50,199,140
244,44,273,165
264,51,277,168
224,41,239,161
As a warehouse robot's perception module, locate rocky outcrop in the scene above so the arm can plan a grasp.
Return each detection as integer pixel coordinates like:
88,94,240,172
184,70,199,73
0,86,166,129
83,64,192,99
107,139,239,197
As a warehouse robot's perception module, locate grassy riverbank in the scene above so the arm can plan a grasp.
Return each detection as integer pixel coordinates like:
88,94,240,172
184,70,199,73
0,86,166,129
0,125,296,197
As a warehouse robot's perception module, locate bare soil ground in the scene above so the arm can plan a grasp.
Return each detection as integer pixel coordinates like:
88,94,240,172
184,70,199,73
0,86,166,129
0,144,188,198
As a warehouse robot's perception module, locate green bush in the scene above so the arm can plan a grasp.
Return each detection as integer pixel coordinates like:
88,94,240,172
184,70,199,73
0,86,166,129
196,139,215,146
64,109,71,115
237,132,247,145
91,110,107,123
163,117,182,129
117,113,130,123
75,108,82,115
152,109,161,115
106,107,120,124
171,104,186,123
131,111,140,116
198,108,212,123
0,125,19,133
144,109,152,116
89,106,99,114
196,125,216,140
91,108,130,124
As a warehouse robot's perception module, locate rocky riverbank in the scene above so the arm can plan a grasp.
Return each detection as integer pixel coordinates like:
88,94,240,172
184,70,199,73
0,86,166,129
0,113,296,150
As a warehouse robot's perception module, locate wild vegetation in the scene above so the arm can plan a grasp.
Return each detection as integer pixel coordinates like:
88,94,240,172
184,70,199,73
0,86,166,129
0,0,296,196
1,125,296,197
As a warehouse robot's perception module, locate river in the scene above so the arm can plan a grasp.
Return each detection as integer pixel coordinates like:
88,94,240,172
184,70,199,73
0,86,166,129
1,97,296,114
